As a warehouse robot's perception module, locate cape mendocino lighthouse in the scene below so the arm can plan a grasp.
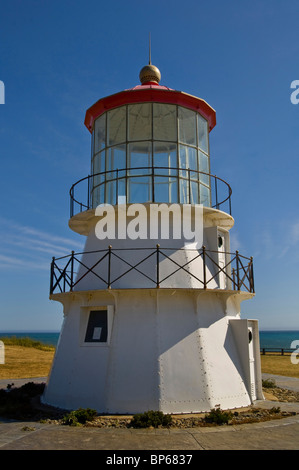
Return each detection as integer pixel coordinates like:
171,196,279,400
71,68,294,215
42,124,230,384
42,61,263,414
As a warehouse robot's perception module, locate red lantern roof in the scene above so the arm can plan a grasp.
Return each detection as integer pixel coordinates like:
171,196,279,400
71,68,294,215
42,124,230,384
84,81,216,133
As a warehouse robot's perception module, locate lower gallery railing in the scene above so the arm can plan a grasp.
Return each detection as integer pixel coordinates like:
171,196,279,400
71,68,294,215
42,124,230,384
50,246,254,295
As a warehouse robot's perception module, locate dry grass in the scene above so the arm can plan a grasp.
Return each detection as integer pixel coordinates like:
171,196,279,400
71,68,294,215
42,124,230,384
0,345,298,380
0,345,55,379
260,353,299,378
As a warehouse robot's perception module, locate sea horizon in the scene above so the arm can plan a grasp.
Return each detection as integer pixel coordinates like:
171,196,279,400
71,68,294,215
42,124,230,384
1,329,299,349
1,328,298,332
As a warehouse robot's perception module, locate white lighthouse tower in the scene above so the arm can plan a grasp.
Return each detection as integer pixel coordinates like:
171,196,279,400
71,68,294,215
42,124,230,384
42,62,263,414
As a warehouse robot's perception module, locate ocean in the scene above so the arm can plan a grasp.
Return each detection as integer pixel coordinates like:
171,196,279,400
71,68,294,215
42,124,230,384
258,330,299,350
0,332,60,347
0,330,298,349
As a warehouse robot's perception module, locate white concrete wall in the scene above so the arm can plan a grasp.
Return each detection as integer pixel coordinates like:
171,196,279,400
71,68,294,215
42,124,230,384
71,207,228,291
43,289,253,413
43,292,115,411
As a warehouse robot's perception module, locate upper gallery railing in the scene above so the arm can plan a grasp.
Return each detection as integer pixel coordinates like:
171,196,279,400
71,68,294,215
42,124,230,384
69,167,232,218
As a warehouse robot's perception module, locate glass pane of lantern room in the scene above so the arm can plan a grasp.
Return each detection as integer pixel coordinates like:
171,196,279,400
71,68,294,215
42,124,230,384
94,114,106,153
153,104,177,141
128,176,152,203
198,151,210,186
190,179,199,204
92,149,106,194
197,114,209,154
128,103,152,141
200,184,211,207
179,179,189,204
128,142,152,173
92,185,105,208
154,177,178,203
179,145,197,177
107,107,126,146
106,145,126,203
93,149,106,176
107,145,126,176
92,150,105,208
154,142,177,176
106,180,117,205
179,177,199,204
128,142,152,203
178,107,196,146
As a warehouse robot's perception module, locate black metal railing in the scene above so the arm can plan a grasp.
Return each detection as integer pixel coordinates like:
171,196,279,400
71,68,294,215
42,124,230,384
69,167,232,218
260,348,293,355
50,246,254,295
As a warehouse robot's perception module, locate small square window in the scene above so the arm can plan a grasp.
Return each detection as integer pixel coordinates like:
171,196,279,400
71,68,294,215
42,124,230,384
85,310,108,343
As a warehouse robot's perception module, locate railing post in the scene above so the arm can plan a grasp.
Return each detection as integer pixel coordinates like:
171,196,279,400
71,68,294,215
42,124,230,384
70,251,74,292
188,168,191,204
152,163,155,202
108,245,112,289
156,244,160,288
87,175,90,209
232,268,236,290
202,245,207,289
50,257,55,295
70,187,73,218
250,257,254,293
116,169,119,204
236,251,240,290
215,176,219,209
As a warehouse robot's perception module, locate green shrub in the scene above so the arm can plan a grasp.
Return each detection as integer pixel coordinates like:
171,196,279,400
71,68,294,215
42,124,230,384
270,406,281,414
62,408,97,426
204,407,233,425
0,382,45,419
130,410,172,428
262,379,277,388
0,336,55,351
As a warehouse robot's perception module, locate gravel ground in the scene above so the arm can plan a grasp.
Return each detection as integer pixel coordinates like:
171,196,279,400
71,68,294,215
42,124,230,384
1,380,299,430
42,386,299,429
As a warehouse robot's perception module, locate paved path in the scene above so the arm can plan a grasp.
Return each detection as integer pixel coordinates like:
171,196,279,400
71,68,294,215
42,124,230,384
0,374,299,451
262,373,299,392
0,407,299,451
0,377,47,390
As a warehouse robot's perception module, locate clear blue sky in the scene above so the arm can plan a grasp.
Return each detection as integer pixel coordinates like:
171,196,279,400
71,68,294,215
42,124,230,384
0,0,298,332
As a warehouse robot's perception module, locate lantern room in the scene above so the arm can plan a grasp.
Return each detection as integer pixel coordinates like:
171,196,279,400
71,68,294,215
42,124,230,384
83,64,217,210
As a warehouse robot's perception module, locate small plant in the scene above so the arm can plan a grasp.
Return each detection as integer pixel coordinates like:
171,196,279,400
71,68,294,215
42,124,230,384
62,408,97,426
204,407,233,425
130,410,172,428
270,406,281,414
262,378,277,389
21,426,35,432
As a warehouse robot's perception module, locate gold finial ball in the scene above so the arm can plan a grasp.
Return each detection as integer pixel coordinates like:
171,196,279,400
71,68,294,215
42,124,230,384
139,64,161,84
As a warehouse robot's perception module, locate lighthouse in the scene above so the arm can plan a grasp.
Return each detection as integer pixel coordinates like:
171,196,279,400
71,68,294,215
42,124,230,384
42,61,263,414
